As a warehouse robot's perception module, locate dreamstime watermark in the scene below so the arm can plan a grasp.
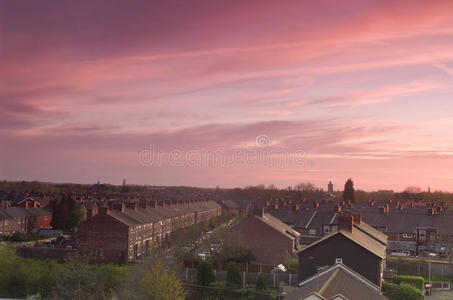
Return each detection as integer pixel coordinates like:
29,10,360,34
138,134,305,168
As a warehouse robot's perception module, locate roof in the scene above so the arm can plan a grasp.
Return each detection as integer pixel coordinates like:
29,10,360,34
258,213,301,240
220,200,240,209
354,222,388,245
285,262,387,300
298,224,387,259
96,200,221,228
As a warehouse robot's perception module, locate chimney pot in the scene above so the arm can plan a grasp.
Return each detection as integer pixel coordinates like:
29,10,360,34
338,213,354,232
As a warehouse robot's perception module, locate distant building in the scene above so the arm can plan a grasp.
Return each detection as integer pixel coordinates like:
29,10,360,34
328,181,334,194
77,199,221,264
230,208,300,265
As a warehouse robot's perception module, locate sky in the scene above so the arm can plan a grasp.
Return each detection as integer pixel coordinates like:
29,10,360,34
2,0,453,191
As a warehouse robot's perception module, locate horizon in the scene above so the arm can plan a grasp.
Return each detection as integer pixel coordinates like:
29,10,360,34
2,1,453,191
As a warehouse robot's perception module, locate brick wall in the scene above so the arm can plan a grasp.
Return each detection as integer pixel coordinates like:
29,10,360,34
77,213,129,264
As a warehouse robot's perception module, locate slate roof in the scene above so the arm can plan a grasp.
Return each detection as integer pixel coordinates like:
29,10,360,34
354,222,388,245
101,200,221,228
298,224,387,259
285,263,387,300
259,213,301,240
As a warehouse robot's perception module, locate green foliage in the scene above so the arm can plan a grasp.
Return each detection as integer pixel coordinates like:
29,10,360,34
393,275,424,292
55,254,128,299
137,259,185,300
255,273,266,291
0,244,65,298
197,261,215,286
226,262,242,289
382,282,422,300
343,178,356,203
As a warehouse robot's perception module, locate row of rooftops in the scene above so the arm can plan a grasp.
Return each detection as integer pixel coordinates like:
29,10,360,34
248,197,453,236
0,206,51,220
91,199,221,227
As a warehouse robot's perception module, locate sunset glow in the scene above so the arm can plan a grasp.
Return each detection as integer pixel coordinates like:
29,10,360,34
2,0,453,191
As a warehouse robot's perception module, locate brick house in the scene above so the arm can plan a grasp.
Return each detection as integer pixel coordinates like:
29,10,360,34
77,199,221,263
0,203,52,235
298,213,387,288
230,208,300,265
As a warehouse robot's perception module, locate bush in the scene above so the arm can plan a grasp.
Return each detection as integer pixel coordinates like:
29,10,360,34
393,275,424,292
383,282,422,300
226,262,242,289
255,273,266,291
197,261,215,286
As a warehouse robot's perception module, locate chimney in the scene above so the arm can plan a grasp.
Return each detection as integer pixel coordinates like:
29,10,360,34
395,201,400,207
338,213,354,232
125,202,137,211
265,201,270,207
153,200,158,208
273,204,279,211
113,202,125,212
99,206,109,215
254,208,264,218
385,204,390,213
313,202,319,209
33,200,37,208
370,201,375,207
427,208,434,216
399,206,404,211
139,198,147,209
351,213,362,225
437,206,443,212
335,205,342,213
292,204,300,212
25,201,29,209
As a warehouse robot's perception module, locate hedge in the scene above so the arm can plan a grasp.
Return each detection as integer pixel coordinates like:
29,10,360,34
393,275,424,292
382,282,422,300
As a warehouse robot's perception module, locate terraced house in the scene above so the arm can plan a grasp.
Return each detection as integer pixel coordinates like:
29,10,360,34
76,198,221,264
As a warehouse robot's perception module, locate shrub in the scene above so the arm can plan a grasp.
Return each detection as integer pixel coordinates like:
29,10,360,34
383,281,422,300
255,273,266,291
393,275,424,292
226,262,242,289
197,260,215,286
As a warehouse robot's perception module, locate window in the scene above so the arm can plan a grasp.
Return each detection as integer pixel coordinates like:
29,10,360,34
419,230,426,239
323,226,330,234
430,232,436,241
402,233,413,238
309,229,316,235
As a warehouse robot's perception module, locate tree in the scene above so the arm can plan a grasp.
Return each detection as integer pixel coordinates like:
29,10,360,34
137,259,185,300
226,262,242,289
343,178,355,203
197,260,215,286
51,194,85,231
118,257,185,300
255,273,266,291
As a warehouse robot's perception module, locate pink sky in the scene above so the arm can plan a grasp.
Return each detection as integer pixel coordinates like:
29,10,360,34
2,0,453,191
